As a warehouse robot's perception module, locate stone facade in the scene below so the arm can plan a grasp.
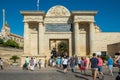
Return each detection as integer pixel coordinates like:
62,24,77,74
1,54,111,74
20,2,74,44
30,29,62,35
20,5,120,66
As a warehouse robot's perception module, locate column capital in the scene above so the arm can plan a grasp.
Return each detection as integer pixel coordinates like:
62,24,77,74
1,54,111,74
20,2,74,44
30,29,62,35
89,22,95,30
24,21,29,24
74,22,79,24
89,22,95,25
89,21,94,24
38,22,44,26
23,20,29,23
38,22,43,24
74,22,79,27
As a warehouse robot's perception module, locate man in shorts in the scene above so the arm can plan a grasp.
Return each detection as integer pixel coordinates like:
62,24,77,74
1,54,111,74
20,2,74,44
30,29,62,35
90,53,99,80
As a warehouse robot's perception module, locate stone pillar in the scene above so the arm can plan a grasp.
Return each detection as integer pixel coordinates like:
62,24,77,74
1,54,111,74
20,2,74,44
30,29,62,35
38,22,44,55
24,22,30,54
69,38,72,57
89,22,95,55
74,22,79,56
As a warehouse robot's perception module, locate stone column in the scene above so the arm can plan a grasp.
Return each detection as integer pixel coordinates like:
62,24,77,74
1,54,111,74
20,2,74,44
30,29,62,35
38,22,44,55
69,38,72,57
74,22,79,55
89,22,95,55
24,22,30,54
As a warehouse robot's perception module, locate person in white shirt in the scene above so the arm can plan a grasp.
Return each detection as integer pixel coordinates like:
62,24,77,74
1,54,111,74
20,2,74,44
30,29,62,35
30,57,35,71
33,58,37,67
62,56,69,73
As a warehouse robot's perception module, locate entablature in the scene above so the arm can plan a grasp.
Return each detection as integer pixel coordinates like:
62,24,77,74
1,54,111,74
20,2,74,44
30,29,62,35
73,15,95,22
23,16,44,22
44,17,72,24
72,11,98,22
20,11,45,22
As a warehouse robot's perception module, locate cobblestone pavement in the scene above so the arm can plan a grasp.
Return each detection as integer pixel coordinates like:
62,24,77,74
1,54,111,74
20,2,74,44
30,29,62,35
0,66,119,80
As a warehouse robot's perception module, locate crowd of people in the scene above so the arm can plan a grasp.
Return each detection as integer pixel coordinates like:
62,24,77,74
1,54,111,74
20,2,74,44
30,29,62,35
49,55,89,74
23,57,43,71
1,53,120,80
49,53,120,80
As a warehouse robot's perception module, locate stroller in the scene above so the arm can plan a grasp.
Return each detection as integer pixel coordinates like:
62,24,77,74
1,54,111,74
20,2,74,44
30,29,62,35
23,63,28,70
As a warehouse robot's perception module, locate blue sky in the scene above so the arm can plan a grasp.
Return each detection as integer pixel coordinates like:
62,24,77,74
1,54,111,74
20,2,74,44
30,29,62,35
0,0,120,36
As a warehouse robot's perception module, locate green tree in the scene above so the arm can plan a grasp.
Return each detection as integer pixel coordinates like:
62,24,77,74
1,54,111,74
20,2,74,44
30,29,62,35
58,42,68,56
10,55,20,63
4,40,19,48
0,38,4,44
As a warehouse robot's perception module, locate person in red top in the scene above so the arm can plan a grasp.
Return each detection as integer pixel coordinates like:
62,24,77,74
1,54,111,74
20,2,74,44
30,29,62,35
84,57,88,69
80,57,86,74
97,55,104,79
84,57,88,74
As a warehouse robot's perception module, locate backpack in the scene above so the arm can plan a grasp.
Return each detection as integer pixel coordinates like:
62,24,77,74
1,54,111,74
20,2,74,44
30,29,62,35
90,58,98,68
116,75,120,80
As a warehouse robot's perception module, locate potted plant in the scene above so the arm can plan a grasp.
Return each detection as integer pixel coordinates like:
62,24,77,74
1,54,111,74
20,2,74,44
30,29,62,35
10,55,20,66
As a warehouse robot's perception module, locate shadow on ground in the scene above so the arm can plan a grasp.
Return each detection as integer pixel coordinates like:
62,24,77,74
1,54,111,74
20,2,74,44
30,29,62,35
75,74,89,80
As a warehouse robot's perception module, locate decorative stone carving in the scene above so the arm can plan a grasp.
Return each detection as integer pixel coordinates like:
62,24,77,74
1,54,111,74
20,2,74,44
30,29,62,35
46,5,70,16
45,5,71,23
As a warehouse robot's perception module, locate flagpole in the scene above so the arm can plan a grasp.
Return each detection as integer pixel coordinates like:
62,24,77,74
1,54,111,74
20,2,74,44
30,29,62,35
37,0,39,11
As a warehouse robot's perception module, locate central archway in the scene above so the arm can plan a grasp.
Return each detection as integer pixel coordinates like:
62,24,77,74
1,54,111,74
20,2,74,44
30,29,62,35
50,39,69,57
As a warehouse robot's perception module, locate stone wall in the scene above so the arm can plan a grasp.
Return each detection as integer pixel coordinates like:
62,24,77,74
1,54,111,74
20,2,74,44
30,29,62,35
107,42,120,57
0,47,23,64
30,33,38,55
79,33,87,56
94,32,120,54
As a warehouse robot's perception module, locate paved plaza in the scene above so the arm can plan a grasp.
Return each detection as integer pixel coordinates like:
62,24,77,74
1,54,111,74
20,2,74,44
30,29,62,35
0,66,119,80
